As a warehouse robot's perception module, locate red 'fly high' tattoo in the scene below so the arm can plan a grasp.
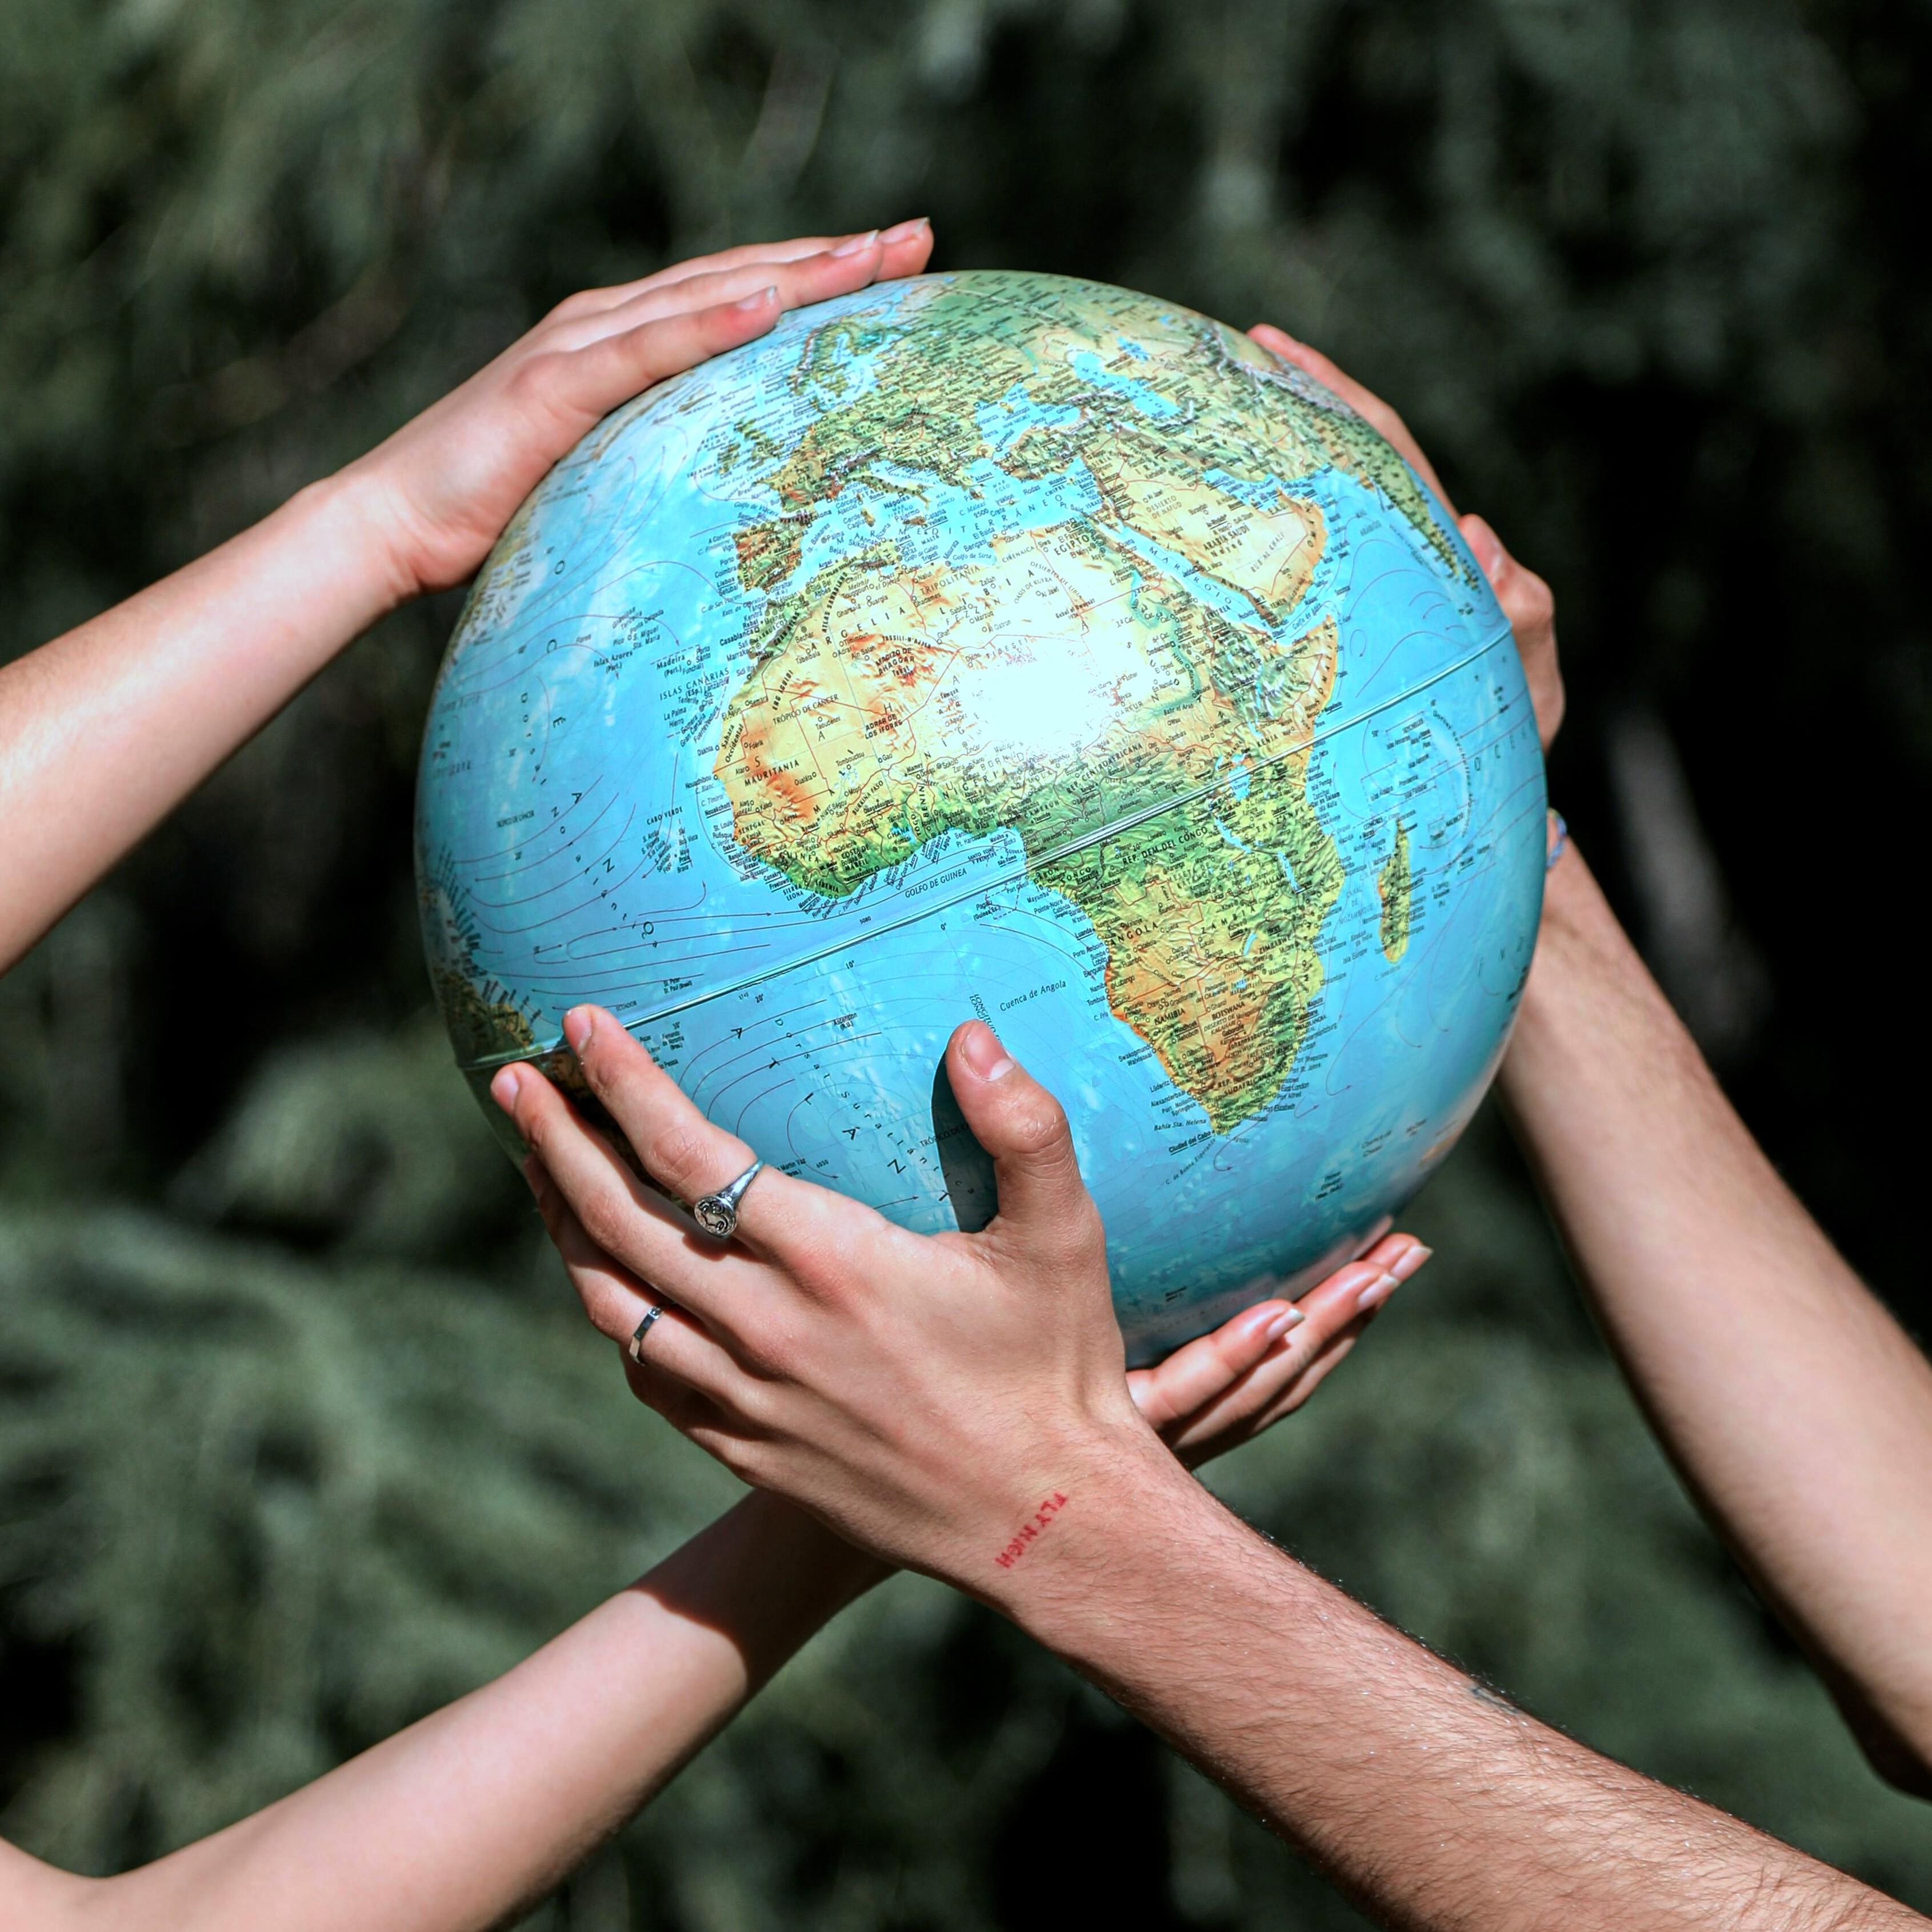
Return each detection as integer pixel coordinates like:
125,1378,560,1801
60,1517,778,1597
994,1493,1069,1569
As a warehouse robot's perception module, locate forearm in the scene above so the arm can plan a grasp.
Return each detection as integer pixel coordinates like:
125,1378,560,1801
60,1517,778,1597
997,1450,1917,1931
49,1494,883,1932
1499,847,1932,1777
0,471,402,971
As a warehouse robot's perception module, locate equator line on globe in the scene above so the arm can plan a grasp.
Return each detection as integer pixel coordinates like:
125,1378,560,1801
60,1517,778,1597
415,270,1546,1365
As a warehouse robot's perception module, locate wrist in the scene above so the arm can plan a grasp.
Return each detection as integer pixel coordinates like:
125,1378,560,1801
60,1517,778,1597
969,1426,1227,1635
736,1487,895,1603
295,462,431,620
639,1491,890,1693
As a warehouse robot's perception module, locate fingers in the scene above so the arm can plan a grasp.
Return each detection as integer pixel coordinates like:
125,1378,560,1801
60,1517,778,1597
1246,321,1562,751
1459,513,1563,750
1459,514,1554,636
1245,1326,1363,1434
552,218,931,323
491,1047,774,1326
555,239,887,351
943,1021,1101,1257
552,1005,867,1270
518,223,930,456
551,236,851,320
526,1159,774,1433
515,287,786,429
1128,1298,1301,1434
874,214,935,278
557,1005,754,1202
1150,1236,1430,1467
1247,323,1457,518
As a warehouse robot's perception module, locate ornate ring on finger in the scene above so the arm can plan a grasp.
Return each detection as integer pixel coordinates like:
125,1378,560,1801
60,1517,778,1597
692,1159,765,1240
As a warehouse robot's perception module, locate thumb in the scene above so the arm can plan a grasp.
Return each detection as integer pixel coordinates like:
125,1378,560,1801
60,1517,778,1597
945,1021,1098,1251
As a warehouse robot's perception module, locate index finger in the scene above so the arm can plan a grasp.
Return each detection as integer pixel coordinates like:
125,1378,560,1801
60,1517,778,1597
492,1054,781,1330
554,1005,878,1269
555,219,934,322
551,235,853,322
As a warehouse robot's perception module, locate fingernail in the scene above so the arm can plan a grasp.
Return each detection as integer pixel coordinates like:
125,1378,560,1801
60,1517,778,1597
733,285,778,311
1263,1305,1306,1344
1356,1271,1401,1315
879,216,930,244
832,229,879,257
958,1019,1014,1082
1389,1243,1433,1282
491,1066,522,1110
563,1007,594,1053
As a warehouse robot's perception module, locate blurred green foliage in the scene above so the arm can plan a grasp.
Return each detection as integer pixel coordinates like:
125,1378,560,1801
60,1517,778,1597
3,2,1929,1926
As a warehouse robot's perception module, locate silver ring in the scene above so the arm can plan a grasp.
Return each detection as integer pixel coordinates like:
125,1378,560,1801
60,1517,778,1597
692,1159,764,1239
627,1306,663,1362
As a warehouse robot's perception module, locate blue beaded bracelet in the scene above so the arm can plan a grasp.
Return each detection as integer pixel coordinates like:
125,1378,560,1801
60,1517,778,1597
1546,809,1570,871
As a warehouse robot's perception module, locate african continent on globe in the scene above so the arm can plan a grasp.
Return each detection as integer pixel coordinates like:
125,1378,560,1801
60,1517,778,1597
416,271,1546,1365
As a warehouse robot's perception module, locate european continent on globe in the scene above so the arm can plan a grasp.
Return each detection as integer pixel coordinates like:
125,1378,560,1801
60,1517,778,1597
417,271,1546,1365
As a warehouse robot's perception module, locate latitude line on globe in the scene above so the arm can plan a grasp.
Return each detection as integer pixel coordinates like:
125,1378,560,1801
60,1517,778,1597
455,624,1518,1071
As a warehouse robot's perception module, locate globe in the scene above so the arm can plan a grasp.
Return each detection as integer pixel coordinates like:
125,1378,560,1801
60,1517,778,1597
416,270,1546,1366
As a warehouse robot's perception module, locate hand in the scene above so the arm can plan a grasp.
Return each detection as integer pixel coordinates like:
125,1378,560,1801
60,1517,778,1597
494,1007,1418,1583
1249,323,1564,753
1128,1231,1430,1469
343,220,935,606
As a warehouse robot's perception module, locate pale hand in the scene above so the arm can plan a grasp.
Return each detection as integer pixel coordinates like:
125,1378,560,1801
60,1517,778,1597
1249,324,1564,754
1129,1230,1428,1468
347,221,934,606
494,1009,1428,1582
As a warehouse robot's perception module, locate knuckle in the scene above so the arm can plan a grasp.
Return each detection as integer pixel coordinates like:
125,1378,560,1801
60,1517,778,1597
574,1185,634,1258
783,1253,842,1310
726,1443,771,1488
738,1331,794,1383
518,1102,563,1161
724,1367,781,1427
581,1279,634,1341
1007,1095,1071,1158
505,351,569,409
505,351,551,395
643,1122,719,1192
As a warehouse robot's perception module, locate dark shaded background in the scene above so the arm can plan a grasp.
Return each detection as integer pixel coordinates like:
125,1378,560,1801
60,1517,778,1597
3,3,1930,1926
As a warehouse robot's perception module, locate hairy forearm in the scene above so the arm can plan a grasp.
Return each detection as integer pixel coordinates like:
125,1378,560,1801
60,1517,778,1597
997,1453,1917,1931
1499,848,1932,1781
28,1494,882,1932
0,471,403,973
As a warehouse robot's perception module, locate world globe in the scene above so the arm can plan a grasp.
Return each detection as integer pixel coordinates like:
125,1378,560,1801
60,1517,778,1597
416,271,1546,1366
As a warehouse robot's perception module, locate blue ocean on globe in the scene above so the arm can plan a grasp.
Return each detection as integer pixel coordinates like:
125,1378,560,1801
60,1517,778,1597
416,270,1546,1365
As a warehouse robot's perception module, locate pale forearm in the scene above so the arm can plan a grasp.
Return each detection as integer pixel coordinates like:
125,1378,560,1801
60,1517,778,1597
0,472,402,972
1001,1457,1917,1932
1499,847,1932,1774
53,1494,882,1932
